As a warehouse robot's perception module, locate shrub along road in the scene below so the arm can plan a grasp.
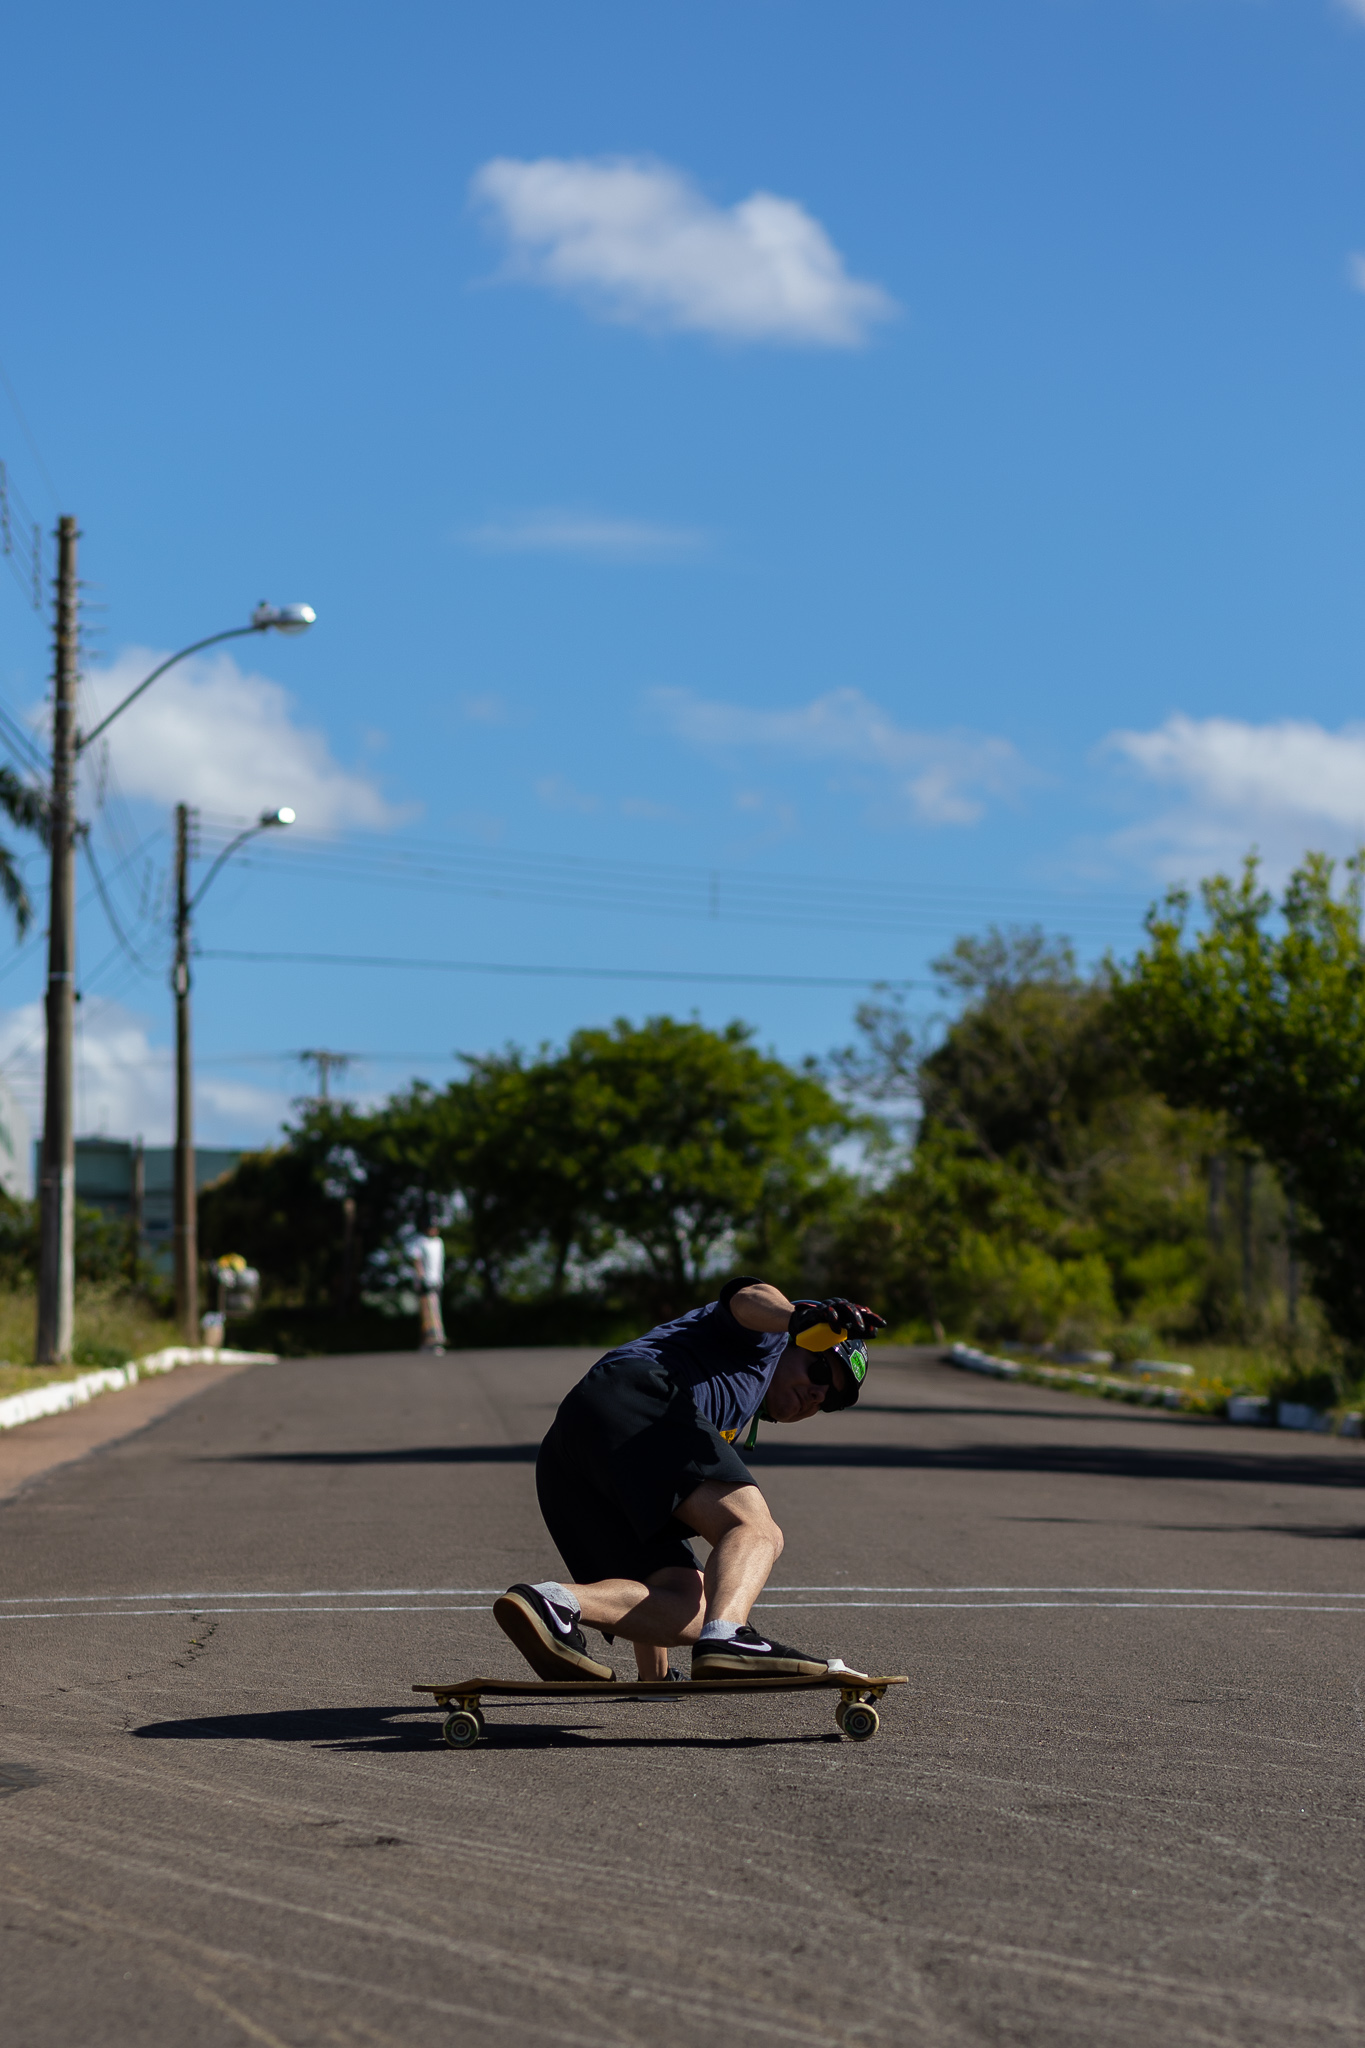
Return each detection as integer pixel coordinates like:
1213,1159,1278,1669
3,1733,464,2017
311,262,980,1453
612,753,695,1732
3,1346,1364,2047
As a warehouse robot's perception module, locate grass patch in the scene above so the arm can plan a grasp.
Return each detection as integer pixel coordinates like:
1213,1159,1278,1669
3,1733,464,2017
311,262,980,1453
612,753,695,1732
0,1285,182,1399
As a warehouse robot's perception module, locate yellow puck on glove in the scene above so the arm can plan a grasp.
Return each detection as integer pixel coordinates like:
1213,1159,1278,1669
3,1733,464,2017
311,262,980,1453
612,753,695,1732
794,1322,846,1352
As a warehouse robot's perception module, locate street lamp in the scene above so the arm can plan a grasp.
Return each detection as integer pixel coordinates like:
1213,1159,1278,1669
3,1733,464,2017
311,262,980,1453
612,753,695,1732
35,516,315,1365
172,804,295,1343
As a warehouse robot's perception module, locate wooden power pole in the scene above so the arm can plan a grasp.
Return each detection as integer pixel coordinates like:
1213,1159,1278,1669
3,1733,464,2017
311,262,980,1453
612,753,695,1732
172,802,198,1340
35,516,78,1365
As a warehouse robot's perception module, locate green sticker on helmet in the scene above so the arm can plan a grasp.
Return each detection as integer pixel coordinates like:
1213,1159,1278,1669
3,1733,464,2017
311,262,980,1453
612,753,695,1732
847,1342,868,1383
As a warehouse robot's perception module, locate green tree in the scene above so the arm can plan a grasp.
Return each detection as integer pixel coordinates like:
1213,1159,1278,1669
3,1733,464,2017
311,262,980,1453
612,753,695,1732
553,1015,849,1309
199,1016,851,1319
1117,852,1365,1348
835,926,1217,1342
0,765,48,938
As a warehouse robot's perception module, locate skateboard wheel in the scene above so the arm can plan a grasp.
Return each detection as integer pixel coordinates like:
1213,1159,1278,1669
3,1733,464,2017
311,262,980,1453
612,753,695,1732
834,1701,848,1732
840,1703,879,1741
442,1709,482,1749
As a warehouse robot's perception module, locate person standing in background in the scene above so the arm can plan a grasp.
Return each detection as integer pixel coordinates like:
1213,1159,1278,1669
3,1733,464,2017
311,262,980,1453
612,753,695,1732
412,1222,447,1355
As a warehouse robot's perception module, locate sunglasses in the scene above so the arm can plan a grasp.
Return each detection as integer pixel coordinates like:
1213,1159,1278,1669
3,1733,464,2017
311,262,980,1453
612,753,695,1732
808,1342,868,1390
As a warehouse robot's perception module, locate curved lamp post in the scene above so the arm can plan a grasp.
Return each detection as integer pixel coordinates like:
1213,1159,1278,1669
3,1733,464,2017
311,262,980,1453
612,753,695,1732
172,803,295,1342
35,526,315,1365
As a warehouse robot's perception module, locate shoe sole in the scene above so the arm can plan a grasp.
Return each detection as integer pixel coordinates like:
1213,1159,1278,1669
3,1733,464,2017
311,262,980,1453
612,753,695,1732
493,1592,614,1682
690,1652,830,1679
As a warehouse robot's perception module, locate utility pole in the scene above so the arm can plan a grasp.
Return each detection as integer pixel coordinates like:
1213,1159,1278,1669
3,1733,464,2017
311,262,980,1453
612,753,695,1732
173,802,198,1341
35,516,78,1365
299,1049,352,1101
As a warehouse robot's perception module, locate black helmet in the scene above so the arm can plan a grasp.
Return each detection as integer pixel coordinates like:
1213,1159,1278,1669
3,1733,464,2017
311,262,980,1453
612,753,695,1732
810,1335,869,1411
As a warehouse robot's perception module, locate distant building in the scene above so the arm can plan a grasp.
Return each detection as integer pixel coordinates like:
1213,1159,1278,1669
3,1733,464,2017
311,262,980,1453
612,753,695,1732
31,1137,244,1270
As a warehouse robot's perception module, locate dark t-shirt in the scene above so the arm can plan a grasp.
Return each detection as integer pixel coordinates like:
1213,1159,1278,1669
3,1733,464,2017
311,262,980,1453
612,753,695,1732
593,1277,788,1438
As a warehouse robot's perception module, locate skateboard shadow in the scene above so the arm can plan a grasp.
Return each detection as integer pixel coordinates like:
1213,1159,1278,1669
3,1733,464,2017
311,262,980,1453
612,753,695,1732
132,1706,836,1754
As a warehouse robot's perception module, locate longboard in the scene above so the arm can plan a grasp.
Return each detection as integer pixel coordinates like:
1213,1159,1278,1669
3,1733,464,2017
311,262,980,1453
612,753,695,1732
413,1672,908,1748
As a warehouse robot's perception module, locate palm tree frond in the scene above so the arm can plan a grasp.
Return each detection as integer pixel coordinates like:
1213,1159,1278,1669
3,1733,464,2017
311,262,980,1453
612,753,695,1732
0,840,32,937
0,766,49,846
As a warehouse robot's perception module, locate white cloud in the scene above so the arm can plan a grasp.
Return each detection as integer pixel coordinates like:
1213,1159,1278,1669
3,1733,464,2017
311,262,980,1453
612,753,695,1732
1337,0,1365,23
460,693,514,724
1106,712,1365,876
1349,251,1365,292
471,155,896,348
0,998,287,1151
535,774,599,814
71,647,401,833
463,509,706,560
651,685,1029,826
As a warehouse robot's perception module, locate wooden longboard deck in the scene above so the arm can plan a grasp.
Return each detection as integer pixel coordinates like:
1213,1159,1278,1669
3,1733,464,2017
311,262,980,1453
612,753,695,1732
414,1674,907,1701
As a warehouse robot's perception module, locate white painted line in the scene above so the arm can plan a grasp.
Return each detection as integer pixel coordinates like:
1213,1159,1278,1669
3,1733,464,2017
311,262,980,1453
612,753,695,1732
0,1605,494,1621
0,1588,505,1605
5,1584,1361,1610
768,1585,1365,1598
6,1597,1365,1621
757,1600,1365,1613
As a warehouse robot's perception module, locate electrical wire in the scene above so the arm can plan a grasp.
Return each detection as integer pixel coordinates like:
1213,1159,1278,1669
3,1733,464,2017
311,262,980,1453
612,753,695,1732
198,947,921,990
194,817,1149,942
81,834,153,976
0,697,47,779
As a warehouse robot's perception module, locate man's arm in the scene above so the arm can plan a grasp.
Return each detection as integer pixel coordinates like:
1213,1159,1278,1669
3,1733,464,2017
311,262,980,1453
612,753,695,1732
727,1282,796,1333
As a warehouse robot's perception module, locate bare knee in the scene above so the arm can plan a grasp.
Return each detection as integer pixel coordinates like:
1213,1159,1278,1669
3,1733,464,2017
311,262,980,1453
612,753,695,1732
678,1480,782,1553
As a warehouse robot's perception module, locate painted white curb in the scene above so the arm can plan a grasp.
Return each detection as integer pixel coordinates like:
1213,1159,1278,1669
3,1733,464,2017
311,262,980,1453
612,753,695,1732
947,1344,1360,1437
0,1347,277,1432
947,1342,1183,1407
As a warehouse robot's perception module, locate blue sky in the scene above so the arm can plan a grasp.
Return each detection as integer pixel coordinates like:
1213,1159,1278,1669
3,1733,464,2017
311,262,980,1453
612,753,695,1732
2,0,1365,1161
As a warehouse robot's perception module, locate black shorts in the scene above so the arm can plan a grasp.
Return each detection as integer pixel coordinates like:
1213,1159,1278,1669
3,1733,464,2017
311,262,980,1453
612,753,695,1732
536,1356,754,1586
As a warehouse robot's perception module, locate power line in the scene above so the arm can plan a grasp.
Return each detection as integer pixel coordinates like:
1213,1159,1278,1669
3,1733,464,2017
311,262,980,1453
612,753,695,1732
195,817,1149,941
0,355,61,507
198,948,923,991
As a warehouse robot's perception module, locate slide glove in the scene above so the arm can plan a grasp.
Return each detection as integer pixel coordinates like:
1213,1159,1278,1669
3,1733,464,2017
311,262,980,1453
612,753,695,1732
788,1297,887,1351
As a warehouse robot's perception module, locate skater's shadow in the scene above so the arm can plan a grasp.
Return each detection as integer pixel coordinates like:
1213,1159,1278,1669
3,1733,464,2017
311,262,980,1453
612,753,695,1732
132,1706,838,1754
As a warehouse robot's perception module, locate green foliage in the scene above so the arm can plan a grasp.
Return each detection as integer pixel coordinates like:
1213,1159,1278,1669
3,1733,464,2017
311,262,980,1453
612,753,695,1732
0,764,48,939
0,1193,134,1290
832,1129,1118,1343
833,925,1222,1345
1117,853,1365,1348
199,1015,851,1322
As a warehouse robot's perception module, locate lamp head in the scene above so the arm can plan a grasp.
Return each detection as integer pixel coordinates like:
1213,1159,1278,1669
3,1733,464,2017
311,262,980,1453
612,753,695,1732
251,602,316,635
259,807,296,828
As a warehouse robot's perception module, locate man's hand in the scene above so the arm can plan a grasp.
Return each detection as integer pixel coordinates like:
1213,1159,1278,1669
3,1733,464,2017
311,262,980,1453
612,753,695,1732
788,1297,887,1351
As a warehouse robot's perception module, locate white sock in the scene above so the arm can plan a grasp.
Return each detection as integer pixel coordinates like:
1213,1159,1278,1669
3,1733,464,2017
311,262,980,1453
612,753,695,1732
531,1580,579,1616
699,1618,742,1642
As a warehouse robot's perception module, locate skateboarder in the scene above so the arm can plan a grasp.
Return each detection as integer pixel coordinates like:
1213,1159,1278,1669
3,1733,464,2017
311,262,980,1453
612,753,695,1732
493,1278,885,1685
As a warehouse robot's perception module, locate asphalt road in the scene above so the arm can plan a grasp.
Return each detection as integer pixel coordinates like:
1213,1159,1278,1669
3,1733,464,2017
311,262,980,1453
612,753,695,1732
4,1345,1365,2048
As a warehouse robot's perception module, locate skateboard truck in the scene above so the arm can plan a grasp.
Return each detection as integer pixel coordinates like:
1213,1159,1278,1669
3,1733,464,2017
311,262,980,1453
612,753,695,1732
413,1673,907,1750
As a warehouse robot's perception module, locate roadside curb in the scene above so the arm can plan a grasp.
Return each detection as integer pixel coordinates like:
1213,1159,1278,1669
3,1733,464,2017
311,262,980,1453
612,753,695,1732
944,1342,1363,1439
0,1347,278,1432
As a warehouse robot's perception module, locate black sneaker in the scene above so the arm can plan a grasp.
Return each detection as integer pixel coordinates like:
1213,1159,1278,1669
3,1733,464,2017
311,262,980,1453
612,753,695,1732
493,1585,615,1681
691,1623,837,1679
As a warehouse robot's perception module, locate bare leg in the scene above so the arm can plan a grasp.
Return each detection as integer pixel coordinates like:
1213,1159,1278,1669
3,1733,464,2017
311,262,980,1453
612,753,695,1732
561,1484,781,1659
568,1566,705,1650
634,1641,670,1680
674,1480,783,1625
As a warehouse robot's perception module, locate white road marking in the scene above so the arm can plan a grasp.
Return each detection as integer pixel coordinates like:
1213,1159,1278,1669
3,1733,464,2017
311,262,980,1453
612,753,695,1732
0,1588,504,1604
767,1585,1365,1598
0,1606,493,1621
3,1584,1364,1620
756,1600,1365,1613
